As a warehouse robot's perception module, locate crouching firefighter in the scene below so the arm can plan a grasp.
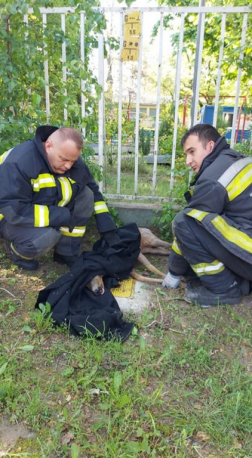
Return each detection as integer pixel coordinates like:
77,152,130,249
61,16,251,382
0,126,119,270
162,123,252,308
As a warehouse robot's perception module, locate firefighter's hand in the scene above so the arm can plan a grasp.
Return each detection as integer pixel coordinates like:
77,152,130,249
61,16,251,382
102,230,121,247
66,199,75,212
68,215,78,233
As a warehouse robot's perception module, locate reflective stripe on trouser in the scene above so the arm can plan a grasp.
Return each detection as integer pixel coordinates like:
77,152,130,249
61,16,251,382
169,210,252,293
54,186,94,257
0,221,61,259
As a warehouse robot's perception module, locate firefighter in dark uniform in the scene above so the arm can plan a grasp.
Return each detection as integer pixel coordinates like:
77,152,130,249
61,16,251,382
0,126,119,270
162,124,252,307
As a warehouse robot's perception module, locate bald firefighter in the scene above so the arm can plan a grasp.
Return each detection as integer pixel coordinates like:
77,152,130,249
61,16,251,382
0,126,118,270
163,124,252,307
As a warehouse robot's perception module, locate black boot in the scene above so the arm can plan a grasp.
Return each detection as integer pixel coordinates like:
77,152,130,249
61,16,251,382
5,242,39,271
53,252,79,268
184,281,242,308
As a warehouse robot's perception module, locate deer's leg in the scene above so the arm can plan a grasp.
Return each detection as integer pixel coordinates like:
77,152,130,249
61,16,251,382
138,253,166,278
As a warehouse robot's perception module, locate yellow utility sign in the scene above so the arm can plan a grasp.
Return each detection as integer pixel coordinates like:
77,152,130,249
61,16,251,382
121,48,139,61
124,22,141,38
123,38,140,50
125,12,141,23
121,10,141,62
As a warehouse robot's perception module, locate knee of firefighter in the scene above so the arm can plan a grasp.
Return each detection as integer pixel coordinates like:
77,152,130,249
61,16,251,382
33,228,61,255
74,186,94,221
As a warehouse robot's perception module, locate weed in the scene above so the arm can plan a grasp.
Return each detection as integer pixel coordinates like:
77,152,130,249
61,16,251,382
31,302,54,333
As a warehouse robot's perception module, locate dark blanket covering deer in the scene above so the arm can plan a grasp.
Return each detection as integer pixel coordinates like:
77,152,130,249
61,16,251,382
35,223,141,342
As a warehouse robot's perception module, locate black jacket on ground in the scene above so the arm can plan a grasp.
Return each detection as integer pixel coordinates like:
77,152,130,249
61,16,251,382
35,224,141,342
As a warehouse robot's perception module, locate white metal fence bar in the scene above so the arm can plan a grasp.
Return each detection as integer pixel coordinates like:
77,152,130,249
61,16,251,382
28,7,251,14
61,14,67,121
23,14,31,98
99,7,251,14
134,11,143,196
170,13,185,192
152,12,164,197
24,14,28,37
42,13,50,122
213,13,226,128
116,11,124,195
230,13,248,148
98,33,105,190
22,6,251,202
80,12,85,135
104,194,170,202
192,12,205,125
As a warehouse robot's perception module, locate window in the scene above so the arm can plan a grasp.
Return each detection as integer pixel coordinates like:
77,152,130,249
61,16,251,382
149,108,156,117
140,107,147,113
223,112,233,127
129,108,136,119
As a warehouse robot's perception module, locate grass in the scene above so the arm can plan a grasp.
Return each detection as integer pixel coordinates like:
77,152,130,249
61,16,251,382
0,230,252,457
102,160,182,198
100,156,190,200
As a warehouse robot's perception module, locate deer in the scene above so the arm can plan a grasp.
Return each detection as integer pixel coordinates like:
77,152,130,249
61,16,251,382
87,228,171,295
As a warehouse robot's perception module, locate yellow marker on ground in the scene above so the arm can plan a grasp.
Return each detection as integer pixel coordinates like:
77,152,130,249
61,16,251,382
111,278,135,298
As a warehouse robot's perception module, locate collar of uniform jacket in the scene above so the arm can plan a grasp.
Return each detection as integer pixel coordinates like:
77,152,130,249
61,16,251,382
190,136,240,186
34,125,59,173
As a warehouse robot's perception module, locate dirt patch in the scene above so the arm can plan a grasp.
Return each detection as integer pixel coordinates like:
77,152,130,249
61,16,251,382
0,416,35,454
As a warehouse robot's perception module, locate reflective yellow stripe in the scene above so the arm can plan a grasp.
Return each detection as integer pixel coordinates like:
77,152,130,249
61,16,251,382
94,201,109,214
0,148,13,164
69,178,76,184
10,242,33,260
58,177,72,207
0,214,4,221
226,164,252,201
212,215,252,254
31,174,56,192
60,226,86,237
34,205,49,227
172,238,182,256
218,157,252,188
191,259,225,276
187,209,209,221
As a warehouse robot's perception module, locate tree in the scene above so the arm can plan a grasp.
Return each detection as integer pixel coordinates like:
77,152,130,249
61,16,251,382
0,0,106,155
154,0,252,106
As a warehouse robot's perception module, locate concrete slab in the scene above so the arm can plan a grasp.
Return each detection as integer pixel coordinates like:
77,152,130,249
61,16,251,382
143,154,171,164
108,201,181,228
115,281,152,314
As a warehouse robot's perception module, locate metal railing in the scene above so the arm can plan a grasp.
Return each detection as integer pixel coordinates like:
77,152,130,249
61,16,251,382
25,6,251,201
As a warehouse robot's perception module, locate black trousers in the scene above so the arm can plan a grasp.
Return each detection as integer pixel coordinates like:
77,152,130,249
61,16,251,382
168,210,252,293
0,187,94,259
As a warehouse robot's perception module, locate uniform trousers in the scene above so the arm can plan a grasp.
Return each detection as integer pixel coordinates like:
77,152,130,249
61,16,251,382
0,187,94,259
169,211,252,293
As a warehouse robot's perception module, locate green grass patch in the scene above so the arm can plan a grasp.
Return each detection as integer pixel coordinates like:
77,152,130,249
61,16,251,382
0,239,251,457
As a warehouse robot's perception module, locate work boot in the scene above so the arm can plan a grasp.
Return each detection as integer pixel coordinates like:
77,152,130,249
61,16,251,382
184,281,242,308
53,252,79,268
5,242,39,271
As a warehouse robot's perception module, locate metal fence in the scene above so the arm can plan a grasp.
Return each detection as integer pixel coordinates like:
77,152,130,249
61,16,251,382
26,5,251,201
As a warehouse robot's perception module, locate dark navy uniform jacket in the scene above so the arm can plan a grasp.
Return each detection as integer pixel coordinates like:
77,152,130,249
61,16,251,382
0,126,115,234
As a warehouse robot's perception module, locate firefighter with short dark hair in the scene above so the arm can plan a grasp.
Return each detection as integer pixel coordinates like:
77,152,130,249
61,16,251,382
163,123,252,307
